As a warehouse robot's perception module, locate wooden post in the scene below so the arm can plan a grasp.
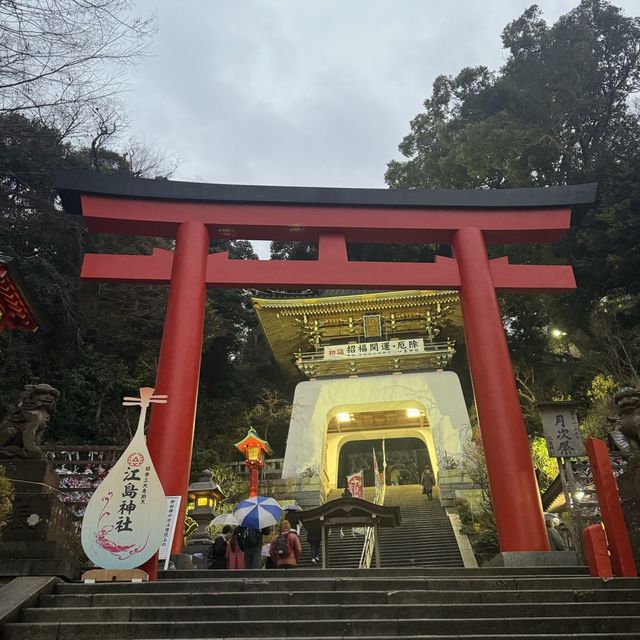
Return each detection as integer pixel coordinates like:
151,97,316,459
586,438,637,577
373,517,381,568
583,524,614,578
320,517,327,569
561,457,584,558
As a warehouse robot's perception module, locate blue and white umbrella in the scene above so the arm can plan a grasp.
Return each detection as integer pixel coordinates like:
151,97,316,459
233,496,283,530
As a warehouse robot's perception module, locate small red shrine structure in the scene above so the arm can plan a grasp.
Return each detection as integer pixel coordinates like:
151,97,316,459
0,253,47,334
55,170,596,568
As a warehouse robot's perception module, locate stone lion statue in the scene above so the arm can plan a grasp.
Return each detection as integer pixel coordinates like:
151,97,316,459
609,387,640,453
0,384,60,459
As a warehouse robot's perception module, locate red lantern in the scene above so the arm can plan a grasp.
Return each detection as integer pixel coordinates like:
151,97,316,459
234,428,272,498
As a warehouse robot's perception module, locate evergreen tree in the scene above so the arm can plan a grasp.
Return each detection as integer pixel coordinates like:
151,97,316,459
386,0,640,426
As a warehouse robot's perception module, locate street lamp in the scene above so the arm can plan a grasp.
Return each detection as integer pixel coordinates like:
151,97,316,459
234,428,272,498
186,469,224,547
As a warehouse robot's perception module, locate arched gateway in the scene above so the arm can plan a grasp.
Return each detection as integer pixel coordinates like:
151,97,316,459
251,289,472,488
55,170,596,572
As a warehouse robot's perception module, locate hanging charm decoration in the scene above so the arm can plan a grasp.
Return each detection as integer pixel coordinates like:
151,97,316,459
81,387,168,569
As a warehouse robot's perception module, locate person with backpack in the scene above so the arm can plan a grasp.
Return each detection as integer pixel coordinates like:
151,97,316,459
269,520,301,569
208,525,232,569
226,526,245,569
240,526,263,569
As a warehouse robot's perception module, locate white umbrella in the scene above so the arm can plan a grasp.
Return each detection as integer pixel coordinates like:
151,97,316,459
212,513,239,527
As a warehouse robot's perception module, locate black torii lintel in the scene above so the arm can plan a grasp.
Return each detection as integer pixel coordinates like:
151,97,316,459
54,169,598,215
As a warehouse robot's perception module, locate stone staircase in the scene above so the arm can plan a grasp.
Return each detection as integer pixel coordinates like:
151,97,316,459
378,484,464,567
4,567,640,638
298,487,375,568
301,484,465,568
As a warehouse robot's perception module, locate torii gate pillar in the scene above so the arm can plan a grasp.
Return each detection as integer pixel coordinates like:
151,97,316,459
145,220,208,572
453,227,547,549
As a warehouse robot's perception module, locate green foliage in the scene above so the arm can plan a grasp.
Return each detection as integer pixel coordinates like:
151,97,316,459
530,436,559,490
587,374,618,403
455,497,499,565
581,374,620,439
0,466,14,538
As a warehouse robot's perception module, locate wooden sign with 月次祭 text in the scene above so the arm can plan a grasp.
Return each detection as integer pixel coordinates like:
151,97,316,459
539,402,586,458
81,388,168,569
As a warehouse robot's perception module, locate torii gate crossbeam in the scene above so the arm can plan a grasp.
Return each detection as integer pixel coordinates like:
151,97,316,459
55,171,597,574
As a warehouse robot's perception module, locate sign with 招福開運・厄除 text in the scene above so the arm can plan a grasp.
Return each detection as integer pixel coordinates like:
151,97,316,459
324,339,424,360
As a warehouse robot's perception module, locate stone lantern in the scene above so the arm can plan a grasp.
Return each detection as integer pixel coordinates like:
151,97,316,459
186,469,224,547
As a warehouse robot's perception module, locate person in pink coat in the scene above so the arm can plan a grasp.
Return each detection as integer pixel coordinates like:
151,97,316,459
226,526,246,569
269,520,302,569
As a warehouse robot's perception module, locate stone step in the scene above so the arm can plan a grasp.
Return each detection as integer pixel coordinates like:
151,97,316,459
380,560,465,567
54,575,637,594
21,601,640,623
37,587,640,608
9,636,640,640
378,550,463,557
375,547,464,554
378,547,466,552
378,530,461,537
378,552,464,559
5,616,640,639
159,566,588,580
375,543,464,550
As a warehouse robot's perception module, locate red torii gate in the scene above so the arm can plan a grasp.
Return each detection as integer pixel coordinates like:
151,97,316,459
56,171,596,570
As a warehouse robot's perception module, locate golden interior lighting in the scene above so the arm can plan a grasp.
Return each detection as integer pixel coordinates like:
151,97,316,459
246,446,261,461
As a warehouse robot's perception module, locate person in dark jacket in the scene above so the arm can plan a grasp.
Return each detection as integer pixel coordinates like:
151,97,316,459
286,509,302,533
208,525,232,569
306,522,321,565
421,467,435,500
240,526,263,569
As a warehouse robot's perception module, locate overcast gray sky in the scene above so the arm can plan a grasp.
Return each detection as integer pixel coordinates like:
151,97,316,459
125,1,639,255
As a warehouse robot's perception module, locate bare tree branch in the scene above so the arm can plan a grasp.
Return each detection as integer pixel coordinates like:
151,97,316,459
0,0,155,138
